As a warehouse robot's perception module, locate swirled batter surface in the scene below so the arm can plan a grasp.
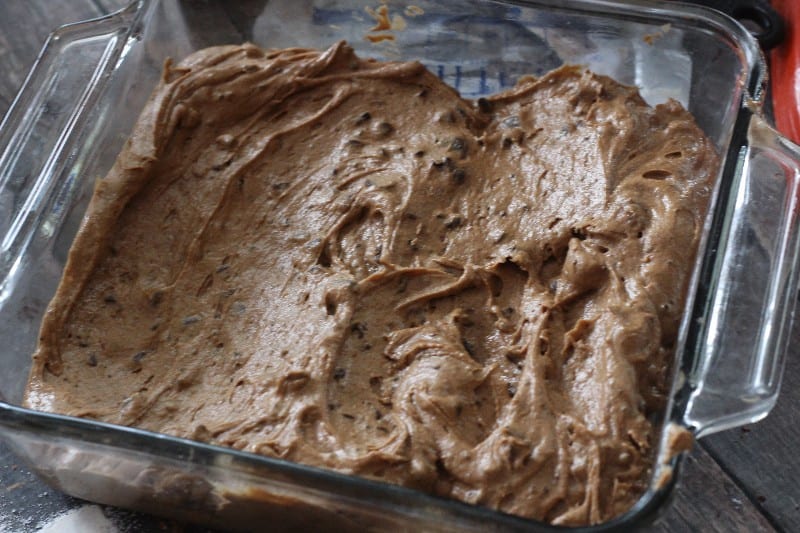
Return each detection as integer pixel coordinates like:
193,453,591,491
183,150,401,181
25,42,718,525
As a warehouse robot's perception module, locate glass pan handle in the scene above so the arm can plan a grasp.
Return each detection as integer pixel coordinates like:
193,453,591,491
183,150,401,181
0,6,136,296
685,114,800,438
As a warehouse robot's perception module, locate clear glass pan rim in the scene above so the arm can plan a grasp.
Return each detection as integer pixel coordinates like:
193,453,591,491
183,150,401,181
0,400,678,531
0,0,777,530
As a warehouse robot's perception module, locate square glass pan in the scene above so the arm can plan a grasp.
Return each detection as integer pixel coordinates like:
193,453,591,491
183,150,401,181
2,0,800,530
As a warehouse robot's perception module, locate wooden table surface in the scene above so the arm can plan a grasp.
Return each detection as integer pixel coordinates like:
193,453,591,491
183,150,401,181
0,1,796,532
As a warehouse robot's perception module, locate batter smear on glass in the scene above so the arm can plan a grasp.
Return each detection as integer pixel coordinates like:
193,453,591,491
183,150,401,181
25,42,719,525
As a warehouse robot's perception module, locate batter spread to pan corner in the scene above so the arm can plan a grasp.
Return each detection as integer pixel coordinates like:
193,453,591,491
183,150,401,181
24,41,718,525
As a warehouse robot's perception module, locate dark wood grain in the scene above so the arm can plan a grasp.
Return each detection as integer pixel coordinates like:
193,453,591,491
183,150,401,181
0,1,791,532
652,446,776,533
701,310,800,533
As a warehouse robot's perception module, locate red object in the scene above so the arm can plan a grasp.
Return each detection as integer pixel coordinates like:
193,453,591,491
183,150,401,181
772,0,800,144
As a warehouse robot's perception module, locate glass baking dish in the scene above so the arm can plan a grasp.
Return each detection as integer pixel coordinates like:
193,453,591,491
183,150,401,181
1,0,799,530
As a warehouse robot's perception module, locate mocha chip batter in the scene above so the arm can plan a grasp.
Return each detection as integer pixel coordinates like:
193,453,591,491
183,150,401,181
24,42,718,525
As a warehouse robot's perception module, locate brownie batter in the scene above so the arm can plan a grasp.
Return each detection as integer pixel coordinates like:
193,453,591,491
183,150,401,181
24,42,718,525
